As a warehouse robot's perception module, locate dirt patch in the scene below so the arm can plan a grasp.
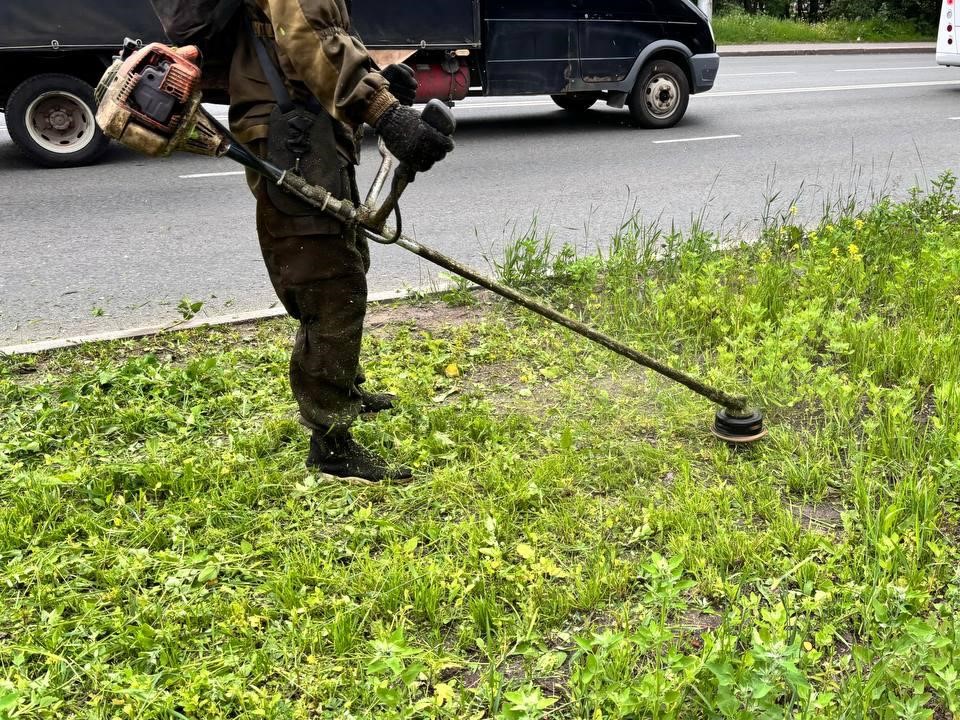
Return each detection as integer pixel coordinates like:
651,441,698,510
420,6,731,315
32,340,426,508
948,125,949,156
561,610,620,638
789,499,845,534
915,386,937,428
463,359,524,392
366,297,495,336
679,609,723,650
457,669,483,689
679,610,722,633
432,358,568,419
442,657,565,695
769,396,830,437
591,364,651,400
499,658,526,682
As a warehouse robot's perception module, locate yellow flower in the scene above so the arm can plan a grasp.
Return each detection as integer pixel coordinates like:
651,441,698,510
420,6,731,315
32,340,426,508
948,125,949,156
831,247,840,258
826,224,835,233
789,205,798,216
854,219,865,231
847,243,860,258
790,243,801,252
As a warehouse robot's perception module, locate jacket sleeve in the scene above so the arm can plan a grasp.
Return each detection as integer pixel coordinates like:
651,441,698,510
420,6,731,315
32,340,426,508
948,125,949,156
260,0,397,126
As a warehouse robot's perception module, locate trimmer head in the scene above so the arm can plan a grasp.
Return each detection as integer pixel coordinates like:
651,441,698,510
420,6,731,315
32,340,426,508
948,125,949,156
711,408,767,444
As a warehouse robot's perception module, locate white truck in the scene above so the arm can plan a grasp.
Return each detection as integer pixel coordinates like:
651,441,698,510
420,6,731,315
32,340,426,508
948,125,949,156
937,0,959,66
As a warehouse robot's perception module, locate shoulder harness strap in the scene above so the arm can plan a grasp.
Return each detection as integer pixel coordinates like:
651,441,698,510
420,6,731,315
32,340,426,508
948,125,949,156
244,13,295,113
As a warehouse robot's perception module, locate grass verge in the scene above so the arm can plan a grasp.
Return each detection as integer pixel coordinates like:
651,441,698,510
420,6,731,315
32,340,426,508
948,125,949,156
3,175,960,718
713,12,933,44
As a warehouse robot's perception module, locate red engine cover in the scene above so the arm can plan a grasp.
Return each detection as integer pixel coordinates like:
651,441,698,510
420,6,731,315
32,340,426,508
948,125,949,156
414,62,469,104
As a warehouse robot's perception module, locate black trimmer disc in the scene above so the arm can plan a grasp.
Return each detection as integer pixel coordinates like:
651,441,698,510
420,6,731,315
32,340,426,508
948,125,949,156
711,408,768,444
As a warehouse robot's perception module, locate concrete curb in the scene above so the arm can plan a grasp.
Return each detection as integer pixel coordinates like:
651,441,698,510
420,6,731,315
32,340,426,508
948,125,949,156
0,286,434,357
719,42,936,57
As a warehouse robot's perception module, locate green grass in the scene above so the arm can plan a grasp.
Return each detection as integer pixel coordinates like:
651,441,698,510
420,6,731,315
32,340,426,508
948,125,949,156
713,12,933,44
3,175,960,718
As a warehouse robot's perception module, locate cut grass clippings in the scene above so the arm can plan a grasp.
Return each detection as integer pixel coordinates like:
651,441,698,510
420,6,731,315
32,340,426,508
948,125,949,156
3,175,960,717
713,12,933,44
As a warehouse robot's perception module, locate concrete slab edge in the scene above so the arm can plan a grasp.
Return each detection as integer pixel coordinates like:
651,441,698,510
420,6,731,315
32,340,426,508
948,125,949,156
0,286,444,357
719,44,935,57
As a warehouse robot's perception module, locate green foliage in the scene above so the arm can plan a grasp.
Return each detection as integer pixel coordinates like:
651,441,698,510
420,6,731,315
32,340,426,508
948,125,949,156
715,0,936,31
824,0,936,25
713,10,933,43
177,297,204,321
3,174,960,716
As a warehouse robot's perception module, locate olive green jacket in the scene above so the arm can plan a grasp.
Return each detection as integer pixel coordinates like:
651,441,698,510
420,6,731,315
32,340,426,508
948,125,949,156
228,0,396,154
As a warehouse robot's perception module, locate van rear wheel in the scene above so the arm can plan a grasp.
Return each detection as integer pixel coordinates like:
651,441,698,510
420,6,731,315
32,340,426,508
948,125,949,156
6,74,110,168
628,60,689,129
551,94,598,112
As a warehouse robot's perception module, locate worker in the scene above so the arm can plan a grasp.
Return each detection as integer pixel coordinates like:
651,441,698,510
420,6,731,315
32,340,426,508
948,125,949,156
228,0,453,483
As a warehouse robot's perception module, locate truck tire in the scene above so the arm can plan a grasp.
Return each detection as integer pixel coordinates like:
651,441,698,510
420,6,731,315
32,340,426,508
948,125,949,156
628,60,689,129
6,74,110,168
551,94,598,112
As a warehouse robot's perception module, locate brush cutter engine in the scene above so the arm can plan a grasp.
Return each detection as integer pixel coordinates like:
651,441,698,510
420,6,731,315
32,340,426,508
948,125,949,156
96,41,227,158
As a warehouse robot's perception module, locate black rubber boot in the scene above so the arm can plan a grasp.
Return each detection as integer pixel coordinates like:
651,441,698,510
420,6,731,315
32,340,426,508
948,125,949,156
307,430,413,485
360,390,396,415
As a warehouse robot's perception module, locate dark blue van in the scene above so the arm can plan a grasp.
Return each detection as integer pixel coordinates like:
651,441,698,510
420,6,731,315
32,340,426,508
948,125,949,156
354,0,719,128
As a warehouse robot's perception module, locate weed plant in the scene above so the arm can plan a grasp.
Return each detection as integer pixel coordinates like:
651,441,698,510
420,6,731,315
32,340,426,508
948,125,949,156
2,175,960,717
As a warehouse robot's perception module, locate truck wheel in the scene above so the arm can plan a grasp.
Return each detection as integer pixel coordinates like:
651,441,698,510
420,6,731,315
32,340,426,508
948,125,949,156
628,60,689,129
6,74,110,168
551,94,598,112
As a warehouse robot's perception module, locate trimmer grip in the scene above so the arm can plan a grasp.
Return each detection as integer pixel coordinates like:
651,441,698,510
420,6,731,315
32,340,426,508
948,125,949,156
367,99,454,239
421,98,456,137
393,100,455,188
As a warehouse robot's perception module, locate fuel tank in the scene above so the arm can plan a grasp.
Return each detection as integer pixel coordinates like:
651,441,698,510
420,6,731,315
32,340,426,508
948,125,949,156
413,60,469,103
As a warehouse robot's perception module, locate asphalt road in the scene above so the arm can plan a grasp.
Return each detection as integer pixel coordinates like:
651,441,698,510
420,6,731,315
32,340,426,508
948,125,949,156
2,53,959,347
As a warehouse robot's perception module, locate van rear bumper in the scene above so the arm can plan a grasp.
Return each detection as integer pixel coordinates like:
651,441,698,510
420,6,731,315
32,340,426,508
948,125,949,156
936,52,960,67
690,53,719,93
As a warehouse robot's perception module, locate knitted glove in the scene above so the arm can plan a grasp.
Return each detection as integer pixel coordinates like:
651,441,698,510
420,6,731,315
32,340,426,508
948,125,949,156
375,104,454,173
380,63,418,107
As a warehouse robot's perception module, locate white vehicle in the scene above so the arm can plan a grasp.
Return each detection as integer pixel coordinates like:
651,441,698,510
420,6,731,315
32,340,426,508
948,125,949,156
938,0,960,66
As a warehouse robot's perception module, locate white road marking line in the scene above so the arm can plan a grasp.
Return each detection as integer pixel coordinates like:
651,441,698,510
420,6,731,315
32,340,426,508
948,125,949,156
949,116,960,119
722,71,797,76
179,170,246,179
835,66,942,73
453,80,960,112
653,134,741,144
703,79,960,98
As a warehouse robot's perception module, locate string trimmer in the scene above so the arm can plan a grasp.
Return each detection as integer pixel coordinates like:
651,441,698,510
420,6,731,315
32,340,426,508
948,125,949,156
95,40,767,444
